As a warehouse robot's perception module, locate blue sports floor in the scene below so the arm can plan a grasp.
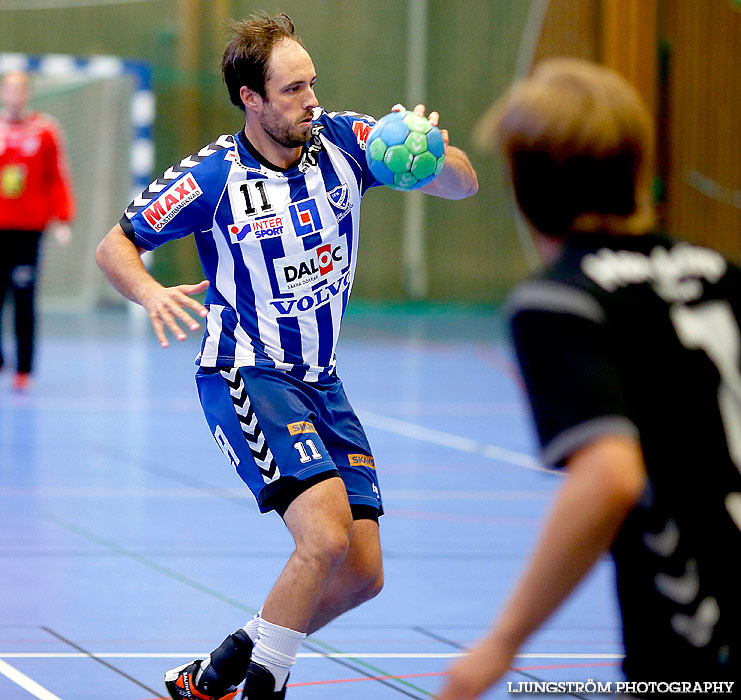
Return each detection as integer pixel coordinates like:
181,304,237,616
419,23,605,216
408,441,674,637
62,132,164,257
0,306,625,699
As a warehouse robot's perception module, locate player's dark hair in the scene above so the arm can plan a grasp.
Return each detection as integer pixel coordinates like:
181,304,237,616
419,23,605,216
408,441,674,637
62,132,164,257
222,12,304,109
476,58,655,236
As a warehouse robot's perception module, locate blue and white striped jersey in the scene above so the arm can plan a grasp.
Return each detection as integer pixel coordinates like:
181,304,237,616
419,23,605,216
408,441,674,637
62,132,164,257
120,108,380,383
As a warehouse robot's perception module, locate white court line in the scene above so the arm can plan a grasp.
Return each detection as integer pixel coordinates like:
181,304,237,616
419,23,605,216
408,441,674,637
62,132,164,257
358,410,551,474
0,658,64,700
0,652,623,660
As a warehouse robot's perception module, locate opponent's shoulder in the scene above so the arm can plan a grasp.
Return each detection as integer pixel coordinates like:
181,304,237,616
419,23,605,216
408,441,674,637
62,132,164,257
506,273,605,326
314,107,376,153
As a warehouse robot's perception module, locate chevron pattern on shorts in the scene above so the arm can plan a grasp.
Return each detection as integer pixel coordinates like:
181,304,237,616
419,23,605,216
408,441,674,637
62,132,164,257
124,134,235,219
220,368,280,484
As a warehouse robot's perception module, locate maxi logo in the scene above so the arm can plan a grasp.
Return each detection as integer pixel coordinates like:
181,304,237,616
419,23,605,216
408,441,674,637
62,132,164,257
352,120,371,150
143,172,203,232
269,270,352,317
228,216,285,243
273,237,349,294
289,197,323,237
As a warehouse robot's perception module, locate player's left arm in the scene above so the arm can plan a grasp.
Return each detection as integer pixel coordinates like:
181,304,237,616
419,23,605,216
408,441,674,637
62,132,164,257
435,434,646,700
402,104,478,200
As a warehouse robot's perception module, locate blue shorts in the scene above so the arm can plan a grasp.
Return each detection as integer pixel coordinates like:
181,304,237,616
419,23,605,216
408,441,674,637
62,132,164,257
196,366,383,516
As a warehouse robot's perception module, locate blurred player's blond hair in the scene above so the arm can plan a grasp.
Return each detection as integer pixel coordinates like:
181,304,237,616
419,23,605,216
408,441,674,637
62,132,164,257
476,57,655,237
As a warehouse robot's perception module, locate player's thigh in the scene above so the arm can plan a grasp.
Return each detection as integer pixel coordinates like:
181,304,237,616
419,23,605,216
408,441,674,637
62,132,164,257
196,366,339,512
319,380,383,516
282,475,353,546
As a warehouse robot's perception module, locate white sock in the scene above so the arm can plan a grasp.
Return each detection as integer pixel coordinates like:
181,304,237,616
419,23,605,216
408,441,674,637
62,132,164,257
242,612,261,643
251,618,306,691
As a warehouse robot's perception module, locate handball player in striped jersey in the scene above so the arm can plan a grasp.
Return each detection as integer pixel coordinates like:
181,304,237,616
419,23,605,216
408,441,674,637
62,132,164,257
97,13,477,700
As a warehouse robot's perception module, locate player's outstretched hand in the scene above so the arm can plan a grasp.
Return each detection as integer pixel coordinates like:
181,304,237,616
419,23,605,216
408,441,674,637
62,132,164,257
434,635,513,700
139,280,209,348
391,102,450,147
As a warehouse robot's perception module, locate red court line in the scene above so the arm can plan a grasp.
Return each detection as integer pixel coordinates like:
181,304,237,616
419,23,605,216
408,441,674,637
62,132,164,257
475,343,525,390
388,508,541,527
515,661,620,671
288,661,620,687
135,660,620,698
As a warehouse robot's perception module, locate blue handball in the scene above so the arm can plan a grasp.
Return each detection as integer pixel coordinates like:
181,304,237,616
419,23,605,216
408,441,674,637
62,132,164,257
365,110,445,190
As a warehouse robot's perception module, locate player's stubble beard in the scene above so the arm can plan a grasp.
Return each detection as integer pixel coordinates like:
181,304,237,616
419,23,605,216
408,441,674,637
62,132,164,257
259,99,314,150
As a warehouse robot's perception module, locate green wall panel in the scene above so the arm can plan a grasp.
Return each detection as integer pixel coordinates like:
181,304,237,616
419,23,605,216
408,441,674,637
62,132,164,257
0,0,532,301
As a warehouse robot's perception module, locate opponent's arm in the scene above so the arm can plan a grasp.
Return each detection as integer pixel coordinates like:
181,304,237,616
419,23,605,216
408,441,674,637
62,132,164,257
435,434,646,700
96,223,209,348
397,104,477,200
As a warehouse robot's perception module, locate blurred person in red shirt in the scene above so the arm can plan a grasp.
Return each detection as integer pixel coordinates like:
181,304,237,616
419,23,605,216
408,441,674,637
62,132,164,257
0,71,75,390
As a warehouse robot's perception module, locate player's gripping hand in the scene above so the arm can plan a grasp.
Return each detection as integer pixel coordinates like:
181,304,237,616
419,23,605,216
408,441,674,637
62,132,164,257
389,103,476,200
434,635,514,700
392,102,450,148
139,279,209,348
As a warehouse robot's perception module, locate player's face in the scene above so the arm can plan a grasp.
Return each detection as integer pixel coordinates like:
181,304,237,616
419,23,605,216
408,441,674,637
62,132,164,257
259,40,318,149
0,73,30,119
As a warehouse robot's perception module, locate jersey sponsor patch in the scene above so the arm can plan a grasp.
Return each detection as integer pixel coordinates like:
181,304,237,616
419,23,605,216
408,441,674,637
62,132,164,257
289,197,323,237
273,237,349,294
143,172,203,232
581,244,727,303
269,270,352,317
229,216,285,243
287,421,318,436
352,120,371,150
349,453,375,469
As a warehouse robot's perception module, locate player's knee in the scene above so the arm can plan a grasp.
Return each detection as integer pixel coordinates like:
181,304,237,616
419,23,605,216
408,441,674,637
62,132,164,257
297,515,353,570
321,525,353,566
349,548,384,602
359,566,384,603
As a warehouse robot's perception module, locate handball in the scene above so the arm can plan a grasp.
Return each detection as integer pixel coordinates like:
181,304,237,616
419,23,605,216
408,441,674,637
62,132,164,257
365,110,445,190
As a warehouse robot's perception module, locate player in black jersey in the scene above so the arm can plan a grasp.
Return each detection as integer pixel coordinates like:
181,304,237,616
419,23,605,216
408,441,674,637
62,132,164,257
436,58,740,699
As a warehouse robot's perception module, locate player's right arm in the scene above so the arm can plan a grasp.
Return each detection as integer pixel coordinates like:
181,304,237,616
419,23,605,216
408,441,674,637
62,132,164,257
96,223,208,348
435,434,645,700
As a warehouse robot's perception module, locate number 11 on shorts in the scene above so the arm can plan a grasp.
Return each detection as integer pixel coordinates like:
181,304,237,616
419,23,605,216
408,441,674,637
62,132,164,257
294,439,322,463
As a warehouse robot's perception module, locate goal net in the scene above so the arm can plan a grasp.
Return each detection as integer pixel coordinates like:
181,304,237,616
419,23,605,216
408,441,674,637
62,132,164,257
32,73,135,310
0,54,154,312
